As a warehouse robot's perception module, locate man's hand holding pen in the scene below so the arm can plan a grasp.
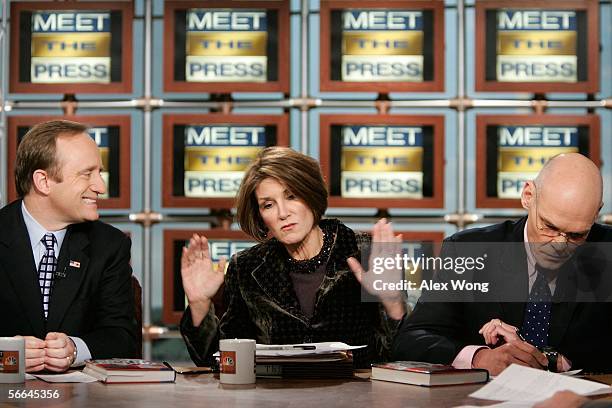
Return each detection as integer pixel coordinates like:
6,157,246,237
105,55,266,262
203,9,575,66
474,319,571,374
479,318,524,346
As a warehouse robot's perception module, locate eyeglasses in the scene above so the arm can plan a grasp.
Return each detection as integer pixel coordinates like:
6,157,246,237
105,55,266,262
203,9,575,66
533,184,591,244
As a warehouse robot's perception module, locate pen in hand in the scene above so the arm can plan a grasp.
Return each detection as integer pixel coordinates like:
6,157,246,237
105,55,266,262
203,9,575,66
515,329,528,343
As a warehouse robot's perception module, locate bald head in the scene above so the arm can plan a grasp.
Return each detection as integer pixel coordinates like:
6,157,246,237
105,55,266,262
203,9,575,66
535,153,602,216
521,153,602,268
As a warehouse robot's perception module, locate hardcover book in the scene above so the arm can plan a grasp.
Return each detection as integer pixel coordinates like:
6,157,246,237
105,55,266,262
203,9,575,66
371,361,489,386
83,359,176,384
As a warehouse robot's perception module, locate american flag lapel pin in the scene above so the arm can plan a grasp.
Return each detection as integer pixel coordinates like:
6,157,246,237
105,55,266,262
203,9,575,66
69,260,81,268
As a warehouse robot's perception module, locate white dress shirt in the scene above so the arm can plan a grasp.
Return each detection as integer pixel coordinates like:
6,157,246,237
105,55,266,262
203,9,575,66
21,201,92,366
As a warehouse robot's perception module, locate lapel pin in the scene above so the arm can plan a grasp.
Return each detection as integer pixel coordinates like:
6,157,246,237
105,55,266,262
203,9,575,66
69,260,81,268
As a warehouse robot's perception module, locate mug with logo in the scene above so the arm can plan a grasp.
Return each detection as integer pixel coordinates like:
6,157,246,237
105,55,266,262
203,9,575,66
0,337,25,383
219,339,256,384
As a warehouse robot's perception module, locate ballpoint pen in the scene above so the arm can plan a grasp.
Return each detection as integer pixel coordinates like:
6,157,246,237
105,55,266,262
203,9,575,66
515,329,528,342
256,345,316,350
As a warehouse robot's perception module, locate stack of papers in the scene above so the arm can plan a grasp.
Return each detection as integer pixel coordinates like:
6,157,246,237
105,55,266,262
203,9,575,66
256,342,363,379
215,341,365,378
469,364,612,402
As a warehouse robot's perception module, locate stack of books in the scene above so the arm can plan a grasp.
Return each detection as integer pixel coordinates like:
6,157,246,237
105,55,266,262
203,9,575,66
256,351,355,379
83,359,176,384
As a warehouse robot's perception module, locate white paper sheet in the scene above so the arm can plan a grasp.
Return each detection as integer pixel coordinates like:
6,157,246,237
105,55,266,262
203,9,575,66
560,369,583,376
255,342,366,357
213,342,366,358
32,371,98,383
469,364,612,402
456,403,535,408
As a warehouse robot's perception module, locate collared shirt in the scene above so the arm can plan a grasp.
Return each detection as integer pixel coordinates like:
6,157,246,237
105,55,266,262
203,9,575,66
523,224,557,296
452,221,563,369
22,202,67,269
21,201,91,366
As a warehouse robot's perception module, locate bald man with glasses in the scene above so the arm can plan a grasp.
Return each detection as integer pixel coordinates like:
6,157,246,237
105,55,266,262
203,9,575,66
392,153,612,375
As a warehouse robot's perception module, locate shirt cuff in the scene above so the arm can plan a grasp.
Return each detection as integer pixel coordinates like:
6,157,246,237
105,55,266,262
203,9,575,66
559,354,572,372
452,345,489,369
69,336,92,367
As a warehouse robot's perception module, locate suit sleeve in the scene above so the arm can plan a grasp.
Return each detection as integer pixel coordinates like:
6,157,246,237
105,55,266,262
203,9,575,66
371,303,403,363
354,231,403,364
181,255,257,367
80,234,138,358
391,237,470,364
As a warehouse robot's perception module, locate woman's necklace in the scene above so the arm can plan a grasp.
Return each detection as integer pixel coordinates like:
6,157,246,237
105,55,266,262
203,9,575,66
286,228,333,274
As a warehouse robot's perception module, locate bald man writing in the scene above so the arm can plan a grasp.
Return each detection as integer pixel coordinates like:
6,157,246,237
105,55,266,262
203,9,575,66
392,153,612,375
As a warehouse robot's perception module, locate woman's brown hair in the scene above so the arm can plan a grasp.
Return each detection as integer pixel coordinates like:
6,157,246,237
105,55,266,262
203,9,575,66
235,147,328,242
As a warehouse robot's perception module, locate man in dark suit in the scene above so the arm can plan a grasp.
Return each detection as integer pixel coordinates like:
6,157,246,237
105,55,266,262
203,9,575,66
0,120,138,372
392,153,612,374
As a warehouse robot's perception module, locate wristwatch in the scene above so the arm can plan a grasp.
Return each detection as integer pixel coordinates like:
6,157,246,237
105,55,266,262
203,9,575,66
67,337,78,366
541,347,558,372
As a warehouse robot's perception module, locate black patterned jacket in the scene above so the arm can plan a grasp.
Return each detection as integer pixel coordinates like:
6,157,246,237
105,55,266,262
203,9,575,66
180,219,400,368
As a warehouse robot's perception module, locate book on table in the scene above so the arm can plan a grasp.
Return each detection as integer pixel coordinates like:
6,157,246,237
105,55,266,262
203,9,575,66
83,359,176,384
371,361,489,386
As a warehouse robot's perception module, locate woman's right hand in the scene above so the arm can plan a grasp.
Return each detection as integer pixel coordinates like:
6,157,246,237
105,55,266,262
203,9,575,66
181,234,227,325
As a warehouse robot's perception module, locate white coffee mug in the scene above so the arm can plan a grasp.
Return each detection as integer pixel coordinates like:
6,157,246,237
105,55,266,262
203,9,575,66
0,337,25,383
219,339,256,384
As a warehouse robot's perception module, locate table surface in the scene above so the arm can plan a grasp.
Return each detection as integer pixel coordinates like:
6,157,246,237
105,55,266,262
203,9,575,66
0,371,497,408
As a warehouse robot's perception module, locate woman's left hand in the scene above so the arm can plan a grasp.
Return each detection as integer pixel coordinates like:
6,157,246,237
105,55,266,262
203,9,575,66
347,218,406,320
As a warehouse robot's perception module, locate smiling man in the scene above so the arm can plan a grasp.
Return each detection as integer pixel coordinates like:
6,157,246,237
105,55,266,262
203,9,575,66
0,120,138,372
393,153,612,375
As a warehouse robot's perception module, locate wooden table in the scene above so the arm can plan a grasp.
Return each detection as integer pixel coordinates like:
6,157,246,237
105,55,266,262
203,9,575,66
0,372,496,407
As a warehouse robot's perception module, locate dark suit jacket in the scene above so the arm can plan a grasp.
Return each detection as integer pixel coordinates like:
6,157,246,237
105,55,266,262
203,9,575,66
392,217,612,372
181,219,399,368
0,200,138,358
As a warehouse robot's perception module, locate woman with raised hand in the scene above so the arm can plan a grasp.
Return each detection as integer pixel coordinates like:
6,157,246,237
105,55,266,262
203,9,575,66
180,147,406,368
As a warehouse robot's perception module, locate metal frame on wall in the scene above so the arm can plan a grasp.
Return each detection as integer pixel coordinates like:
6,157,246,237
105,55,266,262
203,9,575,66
0,0,610,361
474,0,600,93
475,114,601,209
9,1,134,94
163,0,291,94
318,0,446,93
161,113,290,209
318,114,445,208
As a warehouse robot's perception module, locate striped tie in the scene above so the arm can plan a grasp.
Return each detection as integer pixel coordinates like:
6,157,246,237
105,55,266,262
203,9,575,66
38,233,57,319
